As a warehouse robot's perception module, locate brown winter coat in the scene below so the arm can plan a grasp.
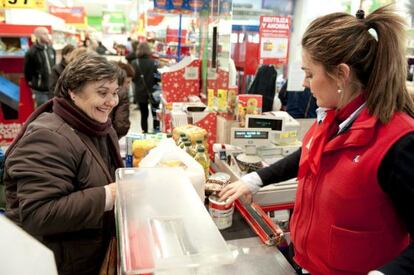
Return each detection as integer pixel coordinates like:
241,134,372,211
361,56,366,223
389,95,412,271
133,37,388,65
4,112,120,275
110,87,130,139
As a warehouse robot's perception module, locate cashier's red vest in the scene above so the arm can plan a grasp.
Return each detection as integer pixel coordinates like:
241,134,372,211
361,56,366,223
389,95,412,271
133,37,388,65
290,109,414,275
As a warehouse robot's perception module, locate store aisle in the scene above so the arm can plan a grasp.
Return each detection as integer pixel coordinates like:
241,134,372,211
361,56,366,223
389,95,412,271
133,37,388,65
127,104,155,134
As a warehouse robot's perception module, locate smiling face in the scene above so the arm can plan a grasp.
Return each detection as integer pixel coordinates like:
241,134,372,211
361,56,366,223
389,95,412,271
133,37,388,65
70,80,119,123
302,50,340,109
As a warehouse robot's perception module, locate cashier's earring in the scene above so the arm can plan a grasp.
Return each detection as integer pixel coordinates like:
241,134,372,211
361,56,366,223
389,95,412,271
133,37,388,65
337,88,342,94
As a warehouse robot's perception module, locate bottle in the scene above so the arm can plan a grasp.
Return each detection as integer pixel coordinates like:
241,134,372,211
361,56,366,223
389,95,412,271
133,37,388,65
178,137,189,149
194,147,209,180
177,133,186,146
184,141,192,155
194,139,204,152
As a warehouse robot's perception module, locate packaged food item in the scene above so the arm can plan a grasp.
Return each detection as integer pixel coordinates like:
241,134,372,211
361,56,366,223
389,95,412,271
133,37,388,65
173,124,207,144
205,172,231,193
236,94,263,127
194,147,209,180
208,195,234,230
132,140,157,167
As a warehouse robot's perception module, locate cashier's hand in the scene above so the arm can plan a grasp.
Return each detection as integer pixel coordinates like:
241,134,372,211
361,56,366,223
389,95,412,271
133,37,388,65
219,180,252,206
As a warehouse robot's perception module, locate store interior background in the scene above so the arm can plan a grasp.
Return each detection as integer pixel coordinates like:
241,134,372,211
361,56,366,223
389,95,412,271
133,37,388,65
1,0,414,134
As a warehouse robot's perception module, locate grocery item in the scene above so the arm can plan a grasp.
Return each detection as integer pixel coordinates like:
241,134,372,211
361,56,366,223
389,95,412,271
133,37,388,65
208,195,234,230
132,140,157,167
205,172,231,193
194,147,209,180
173,124,207,144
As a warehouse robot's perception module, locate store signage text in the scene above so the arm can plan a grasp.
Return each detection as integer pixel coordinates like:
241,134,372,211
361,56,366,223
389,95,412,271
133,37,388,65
1,0,45,9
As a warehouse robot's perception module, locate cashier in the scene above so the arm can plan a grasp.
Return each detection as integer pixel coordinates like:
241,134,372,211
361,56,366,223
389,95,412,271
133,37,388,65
3,53,123,275
220,6,414,275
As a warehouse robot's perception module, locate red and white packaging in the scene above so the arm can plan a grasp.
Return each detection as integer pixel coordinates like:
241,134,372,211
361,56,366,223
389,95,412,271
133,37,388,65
160,56,201,102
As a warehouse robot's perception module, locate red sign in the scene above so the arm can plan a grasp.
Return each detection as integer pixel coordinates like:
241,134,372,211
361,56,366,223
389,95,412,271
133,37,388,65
259,16,291,65
49,6,85,25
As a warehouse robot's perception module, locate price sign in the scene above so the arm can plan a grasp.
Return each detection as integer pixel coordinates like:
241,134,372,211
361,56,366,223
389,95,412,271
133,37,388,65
2,0,45,9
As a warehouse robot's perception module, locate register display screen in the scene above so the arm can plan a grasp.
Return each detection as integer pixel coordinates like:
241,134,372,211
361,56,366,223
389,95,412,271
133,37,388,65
248,118,283,131
234,130,269,139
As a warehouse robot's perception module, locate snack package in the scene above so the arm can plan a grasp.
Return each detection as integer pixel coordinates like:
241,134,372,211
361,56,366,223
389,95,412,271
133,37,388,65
236,94,263,127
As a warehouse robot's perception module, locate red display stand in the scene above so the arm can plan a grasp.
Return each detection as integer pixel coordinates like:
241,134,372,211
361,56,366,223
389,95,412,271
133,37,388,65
0,24,52,74
0,77,34,144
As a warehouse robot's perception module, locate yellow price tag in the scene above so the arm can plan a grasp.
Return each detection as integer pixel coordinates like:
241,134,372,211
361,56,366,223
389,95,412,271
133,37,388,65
3,0,44,9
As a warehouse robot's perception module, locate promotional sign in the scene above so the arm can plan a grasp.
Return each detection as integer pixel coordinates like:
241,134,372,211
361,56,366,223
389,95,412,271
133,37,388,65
259,16,291,65
2,0,44,9
49,6,86,25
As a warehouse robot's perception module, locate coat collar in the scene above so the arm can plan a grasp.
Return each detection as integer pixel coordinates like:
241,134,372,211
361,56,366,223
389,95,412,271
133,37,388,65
324,109,378,153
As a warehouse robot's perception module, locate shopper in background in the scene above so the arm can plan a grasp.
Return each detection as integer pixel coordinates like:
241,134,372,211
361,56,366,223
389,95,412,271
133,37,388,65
110,61,134,138
132,41,160,133
3,53,123,275
220,5,414,274
48,44,75,98
24,27,56,107
125,40,139,64
95,41,108,55
278,80,318,118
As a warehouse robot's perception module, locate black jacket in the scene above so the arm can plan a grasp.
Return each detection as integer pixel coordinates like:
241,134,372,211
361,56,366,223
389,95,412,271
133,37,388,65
49,61,67,98
24,43,56,93
248,64,277,112
132,57,158,104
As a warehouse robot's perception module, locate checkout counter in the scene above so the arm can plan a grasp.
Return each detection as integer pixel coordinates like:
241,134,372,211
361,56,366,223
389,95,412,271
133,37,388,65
115,167,296,275
115,112,310,274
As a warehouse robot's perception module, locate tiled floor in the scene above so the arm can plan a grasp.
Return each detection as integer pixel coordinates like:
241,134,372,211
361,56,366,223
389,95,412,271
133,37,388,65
127,103,155,134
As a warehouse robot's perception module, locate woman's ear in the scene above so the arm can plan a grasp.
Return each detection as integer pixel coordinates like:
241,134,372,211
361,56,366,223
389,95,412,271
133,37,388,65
336,63,351,85
68,90,76,101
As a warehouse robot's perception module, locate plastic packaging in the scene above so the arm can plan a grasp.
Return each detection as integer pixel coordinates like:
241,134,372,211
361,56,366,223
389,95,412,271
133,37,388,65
139,139,205,200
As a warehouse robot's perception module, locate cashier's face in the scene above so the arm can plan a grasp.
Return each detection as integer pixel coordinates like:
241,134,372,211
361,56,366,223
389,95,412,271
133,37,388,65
301,50,340,109
70,80,119,123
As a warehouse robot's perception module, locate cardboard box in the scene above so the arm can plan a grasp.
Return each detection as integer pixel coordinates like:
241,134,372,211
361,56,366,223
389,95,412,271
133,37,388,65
236,94,263,127
160,57,200,102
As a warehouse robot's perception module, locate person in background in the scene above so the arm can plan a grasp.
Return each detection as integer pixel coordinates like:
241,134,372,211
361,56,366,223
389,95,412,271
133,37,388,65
95,41,108,55
49,44,75,98
53,47,91,97
132,42,159,133
24,27,56,107
220,6,414,274
3,53,123,275
125,40,139,64
110,61,134,138
278,80,318,118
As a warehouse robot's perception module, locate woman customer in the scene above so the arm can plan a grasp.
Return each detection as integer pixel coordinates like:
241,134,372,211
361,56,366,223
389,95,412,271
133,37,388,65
132,42,159,133
3,53,123,275
49,44,75,98
110,61,134,138
220,6,414,274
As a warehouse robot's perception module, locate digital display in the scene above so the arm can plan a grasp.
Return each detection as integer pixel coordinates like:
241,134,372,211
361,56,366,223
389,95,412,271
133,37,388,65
248,118,283,131
234,130,269,139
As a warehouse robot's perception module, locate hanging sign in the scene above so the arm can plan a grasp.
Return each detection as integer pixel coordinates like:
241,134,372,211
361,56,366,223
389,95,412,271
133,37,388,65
49,6,86,25
2,0,45,9
259,16,291,65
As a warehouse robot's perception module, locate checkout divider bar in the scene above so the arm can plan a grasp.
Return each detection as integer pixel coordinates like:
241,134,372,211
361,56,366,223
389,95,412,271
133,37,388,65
234,199,284,246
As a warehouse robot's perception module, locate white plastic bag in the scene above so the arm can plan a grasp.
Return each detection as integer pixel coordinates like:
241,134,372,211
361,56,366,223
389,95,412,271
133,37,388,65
139,139,205,201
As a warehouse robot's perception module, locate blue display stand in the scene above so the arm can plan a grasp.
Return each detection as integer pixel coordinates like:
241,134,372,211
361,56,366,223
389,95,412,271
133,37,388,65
0,76,19,111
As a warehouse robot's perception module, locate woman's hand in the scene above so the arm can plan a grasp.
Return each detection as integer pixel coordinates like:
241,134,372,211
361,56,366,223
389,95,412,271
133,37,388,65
219,180,253,206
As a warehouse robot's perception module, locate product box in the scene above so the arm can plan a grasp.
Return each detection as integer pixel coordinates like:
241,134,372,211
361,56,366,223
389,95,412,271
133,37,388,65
160,56,200,102
236,94,263,127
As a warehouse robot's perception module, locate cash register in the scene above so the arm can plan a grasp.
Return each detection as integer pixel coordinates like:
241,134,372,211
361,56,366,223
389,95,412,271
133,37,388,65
214,112,301,206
